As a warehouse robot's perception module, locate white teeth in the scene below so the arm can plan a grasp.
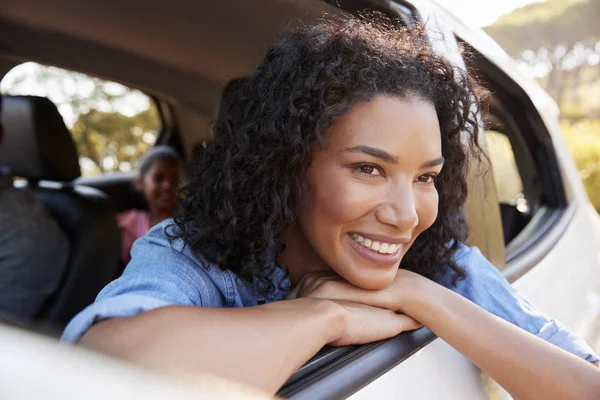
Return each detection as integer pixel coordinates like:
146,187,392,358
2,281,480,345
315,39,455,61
350,234,402,255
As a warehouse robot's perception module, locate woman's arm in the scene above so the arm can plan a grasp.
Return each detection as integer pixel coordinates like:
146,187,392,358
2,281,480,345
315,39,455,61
80,297,418,394
404,275,600,400
292,270,600,400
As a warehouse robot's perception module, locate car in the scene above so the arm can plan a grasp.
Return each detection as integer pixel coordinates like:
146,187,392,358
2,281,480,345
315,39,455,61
0,0,598,399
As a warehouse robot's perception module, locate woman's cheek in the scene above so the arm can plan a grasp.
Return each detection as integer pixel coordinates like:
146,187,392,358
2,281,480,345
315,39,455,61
308,170,377,224
416,187,439,234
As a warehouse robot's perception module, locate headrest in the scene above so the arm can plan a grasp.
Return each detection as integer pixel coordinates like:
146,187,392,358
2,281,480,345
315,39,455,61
0,95,80,181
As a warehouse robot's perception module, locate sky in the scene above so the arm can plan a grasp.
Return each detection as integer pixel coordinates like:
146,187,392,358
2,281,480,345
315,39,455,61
437,0,548,27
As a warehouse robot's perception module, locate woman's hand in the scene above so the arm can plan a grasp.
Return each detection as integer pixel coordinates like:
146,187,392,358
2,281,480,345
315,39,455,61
287,269,429,340
287,268,430,318
322,299,422,346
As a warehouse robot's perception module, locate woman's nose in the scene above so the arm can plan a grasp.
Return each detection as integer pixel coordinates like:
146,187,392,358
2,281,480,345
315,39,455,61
375,184,419,231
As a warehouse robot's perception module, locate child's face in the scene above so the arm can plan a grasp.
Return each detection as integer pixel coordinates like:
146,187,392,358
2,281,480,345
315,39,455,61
137,159,180,213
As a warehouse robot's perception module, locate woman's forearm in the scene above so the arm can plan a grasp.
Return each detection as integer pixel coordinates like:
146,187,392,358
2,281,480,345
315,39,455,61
80,297,341,394
405,280,600,400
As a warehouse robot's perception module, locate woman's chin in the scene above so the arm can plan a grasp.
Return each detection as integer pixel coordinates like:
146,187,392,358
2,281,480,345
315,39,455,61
343,268,398,290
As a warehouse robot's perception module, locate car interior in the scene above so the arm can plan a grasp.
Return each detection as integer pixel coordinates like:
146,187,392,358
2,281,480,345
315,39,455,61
0,2,557,394
0,95,121,329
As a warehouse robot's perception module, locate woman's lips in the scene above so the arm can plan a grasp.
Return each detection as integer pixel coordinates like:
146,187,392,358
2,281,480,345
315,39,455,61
347,233,404,266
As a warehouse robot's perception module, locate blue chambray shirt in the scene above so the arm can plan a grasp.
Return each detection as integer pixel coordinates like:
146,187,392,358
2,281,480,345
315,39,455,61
62,220,599,364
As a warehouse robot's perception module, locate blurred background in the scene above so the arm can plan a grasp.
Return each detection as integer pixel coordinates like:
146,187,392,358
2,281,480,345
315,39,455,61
451,0,600,211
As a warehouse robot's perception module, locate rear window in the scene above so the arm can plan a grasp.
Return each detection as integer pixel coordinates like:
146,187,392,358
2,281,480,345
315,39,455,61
0,62,161,177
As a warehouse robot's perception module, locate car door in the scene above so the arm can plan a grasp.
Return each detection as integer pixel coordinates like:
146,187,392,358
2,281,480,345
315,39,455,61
277,1,600,399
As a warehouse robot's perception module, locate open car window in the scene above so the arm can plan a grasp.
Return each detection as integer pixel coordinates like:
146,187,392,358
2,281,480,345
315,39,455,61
461,39,570,280
0,62,162,178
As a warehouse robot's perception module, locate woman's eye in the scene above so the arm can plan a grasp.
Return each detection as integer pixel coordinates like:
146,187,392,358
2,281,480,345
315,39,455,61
354,164,382,176
416,173,437,184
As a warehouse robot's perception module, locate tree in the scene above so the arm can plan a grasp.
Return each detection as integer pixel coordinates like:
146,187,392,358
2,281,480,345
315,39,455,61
484,0,600,114
1,63,160,176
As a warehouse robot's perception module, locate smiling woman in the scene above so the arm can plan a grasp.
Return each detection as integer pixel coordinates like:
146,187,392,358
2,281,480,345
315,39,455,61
280,97,444,290
61,14,600,399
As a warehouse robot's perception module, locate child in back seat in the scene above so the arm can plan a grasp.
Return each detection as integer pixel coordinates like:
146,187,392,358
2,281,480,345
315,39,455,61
117,146,181,265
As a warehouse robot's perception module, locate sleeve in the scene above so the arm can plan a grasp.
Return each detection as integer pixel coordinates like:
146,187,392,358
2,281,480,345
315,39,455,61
61,221,224,343
441,245,599,364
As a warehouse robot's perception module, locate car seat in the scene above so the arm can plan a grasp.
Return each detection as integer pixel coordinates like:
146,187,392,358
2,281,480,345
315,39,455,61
0,95,120,328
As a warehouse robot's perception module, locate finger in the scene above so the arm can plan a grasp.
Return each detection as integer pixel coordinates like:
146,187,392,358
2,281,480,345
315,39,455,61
362,312,421,343
331,303,423,346
393,313,422,332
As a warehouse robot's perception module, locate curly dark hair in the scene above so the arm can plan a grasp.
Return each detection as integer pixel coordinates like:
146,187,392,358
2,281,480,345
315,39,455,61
169,14,488,295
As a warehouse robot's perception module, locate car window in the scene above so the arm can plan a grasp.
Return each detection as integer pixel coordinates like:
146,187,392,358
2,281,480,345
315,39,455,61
0,62,162,177
484,128,531,247
485,130,528,210
461,38,568,278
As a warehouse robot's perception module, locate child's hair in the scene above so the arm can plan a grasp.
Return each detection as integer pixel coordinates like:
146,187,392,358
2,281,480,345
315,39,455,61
136,146,182,177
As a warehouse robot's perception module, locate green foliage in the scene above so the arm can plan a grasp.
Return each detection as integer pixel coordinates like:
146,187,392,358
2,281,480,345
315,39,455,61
561,102,588,122
484,0,599,56
1,63,160,177
71,107,159,175
561,119,600,210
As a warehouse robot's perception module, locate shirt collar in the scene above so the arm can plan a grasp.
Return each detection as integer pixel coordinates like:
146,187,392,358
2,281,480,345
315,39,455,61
252,263,291,303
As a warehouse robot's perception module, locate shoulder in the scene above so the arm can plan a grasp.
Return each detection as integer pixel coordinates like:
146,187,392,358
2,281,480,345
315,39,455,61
452,243,488,267
443,244,554,334
436,244,498,289
102,219,239,309
121,219,215,291
62,220,227,342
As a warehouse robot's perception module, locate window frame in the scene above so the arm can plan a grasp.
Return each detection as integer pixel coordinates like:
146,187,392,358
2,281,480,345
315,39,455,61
0,61,168,178
460,41,572,280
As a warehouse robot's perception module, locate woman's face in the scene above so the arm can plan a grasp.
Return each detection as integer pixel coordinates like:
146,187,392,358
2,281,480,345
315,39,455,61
296,95,443,290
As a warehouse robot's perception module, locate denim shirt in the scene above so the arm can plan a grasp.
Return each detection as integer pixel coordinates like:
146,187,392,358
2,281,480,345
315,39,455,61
62,220,599,364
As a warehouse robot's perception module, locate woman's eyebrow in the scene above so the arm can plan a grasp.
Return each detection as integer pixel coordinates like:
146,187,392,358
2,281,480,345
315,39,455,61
421,157,445,168
342,145,398,163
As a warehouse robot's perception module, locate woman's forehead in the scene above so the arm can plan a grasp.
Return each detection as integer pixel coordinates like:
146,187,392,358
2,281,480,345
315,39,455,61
323,96,442,160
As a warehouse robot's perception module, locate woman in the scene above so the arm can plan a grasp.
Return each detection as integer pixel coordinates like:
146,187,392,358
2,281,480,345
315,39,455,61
117,146,181,264
63,16,600,398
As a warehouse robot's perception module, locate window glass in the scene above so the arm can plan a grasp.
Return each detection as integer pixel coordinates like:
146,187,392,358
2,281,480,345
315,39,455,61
1,62,161,177
486,130,526,208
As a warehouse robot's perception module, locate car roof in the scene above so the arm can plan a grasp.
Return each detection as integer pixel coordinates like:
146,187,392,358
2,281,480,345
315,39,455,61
0,0,342,113
0,0,557,119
